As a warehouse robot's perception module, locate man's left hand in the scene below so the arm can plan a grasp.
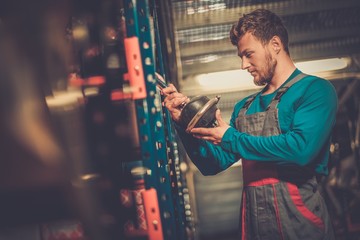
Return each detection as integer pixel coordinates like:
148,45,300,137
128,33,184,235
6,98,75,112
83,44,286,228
190,109,230,145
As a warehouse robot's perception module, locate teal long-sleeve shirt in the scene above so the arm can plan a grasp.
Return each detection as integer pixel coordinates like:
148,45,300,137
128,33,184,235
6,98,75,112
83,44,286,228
176,69,338,176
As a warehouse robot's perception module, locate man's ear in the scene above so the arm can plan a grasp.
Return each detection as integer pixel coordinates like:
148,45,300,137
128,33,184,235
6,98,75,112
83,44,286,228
270,36,282,54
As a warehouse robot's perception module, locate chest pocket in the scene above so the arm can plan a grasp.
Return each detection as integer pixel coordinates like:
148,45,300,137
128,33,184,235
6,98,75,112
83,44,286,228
236,108,281,137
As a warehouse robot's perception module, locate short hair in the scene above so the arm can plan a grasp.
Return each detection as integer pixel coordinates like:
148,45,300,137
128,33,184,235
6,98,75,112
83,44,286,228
230,9,290,55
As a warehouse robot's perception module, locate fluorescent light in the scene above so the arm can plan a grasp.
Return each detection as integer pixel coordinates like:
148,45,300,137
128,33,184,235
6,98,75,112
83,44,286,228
196,69,255,91
194,57,350,92
295,57,350,74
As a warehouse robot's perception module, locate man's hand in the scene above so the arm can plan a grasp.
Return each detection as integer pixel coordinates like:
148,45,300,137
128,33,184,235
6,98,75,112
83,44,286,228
159,75,190,122
190,109,230,145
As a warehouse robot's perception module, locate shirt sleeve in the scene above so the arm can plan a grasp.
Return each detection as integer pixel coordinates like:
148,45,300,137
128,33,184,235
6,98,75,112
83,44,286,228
221,78,338,166
175,123,240,176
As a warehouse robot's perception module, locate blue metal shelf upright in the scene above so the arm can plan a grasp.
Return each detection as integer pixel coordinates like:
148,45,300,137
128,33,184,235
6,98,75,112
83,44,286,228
122,1,193,239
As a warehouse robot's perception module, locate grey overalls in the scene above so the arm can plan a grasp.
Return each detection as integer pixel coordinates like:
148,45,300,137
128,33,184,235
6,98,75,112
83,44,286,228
235,73,335,240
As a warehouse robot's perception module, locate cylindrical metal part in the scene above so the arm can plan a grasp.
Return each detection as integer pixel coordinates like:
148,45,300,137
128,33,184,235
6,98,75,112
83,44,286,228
155,74,221,131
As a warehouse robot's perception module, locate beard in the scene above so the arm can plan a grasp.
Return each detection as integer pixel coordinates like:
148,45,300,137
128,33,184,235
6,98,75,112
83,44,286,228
253,51,277,86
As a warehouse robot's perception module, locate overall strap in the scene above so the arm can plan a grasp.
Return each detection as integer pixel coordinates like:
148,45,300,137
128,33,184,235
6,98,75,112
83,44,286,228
238,92,259,116
267,73,308,111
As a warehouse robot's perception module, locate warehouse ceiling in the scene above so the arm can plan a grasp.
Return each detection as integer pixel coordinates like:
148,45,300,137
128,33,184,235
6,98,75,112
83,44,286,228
170,0,360,99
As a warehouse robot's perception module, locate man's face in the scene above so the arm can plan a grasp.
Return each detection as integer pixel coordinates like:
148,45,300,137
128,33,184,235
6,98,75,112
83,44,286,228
237,32,277,86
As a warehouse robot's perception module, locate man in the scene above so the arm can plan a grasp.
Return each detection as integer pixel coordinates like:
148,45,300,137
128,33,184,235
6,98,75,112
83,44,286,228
162,9,337,240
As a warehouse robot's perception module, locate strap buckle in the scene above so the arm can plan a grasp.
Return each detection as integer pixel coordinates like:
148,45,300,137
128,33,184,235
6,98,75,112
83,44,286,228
274,87,289,100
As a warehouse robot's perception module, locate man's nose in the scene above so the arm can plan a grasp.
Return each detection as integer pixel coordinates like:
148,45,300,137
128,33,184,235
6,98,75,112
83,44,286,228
241,58,250,70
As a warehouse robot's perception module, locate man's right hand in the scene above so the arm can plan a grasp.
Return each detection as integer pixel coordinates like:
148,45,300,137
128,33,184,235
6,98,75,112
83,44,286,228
161,84,190,123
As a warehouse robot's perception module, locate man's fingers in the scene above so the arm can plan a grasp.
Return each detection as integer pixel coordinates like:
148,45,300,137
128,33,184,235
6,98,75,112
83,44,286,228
190,127,210,135
166,92,185,100
172,97,189,107
215,109,223,123
163,92,189,110
162,84,178,95
216,109,221,118
193,134,217,142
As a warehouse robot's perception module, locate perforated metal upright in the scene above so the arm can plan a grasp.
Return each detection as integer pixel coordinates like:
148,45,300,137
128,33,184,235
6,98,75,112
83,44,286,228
122,0,187,239
152,1,194,239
